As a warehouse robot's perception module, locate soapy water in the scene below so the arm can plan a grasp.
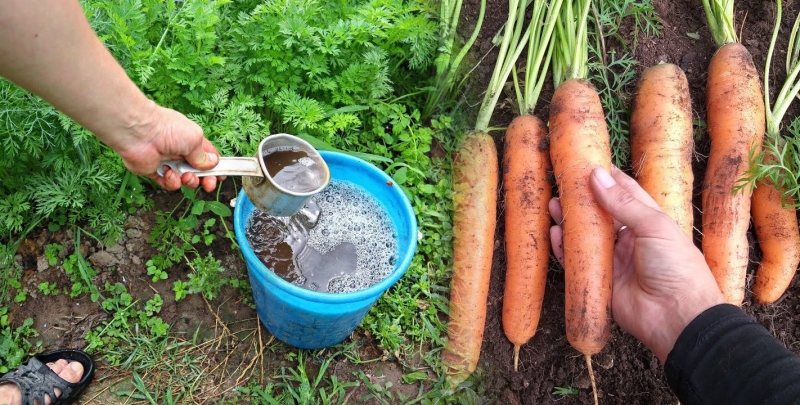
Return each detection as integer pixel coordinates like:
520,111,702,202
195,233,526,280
245,180,398,293
262,147,324,193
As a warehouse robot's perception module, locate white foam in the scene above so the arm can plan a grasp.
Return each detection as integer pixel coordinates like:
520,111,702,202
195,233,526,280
306,181,398,293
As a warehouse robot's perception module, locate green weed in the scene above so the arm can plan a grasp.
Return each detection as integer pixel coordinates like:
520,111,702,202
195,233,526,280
0,307,40,373
588,0,661,167
552,385,579,397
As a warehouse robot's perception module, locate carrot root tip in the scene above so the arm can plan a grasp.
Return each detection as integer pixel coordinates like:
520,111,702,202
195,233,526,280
585,354,598,405
513,345,520,372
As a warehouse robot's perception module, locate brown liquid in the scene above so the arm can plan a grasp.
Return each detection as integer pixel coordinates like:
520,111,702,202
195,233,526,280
246,199,358,292
262,148,323,193
246,181,398,293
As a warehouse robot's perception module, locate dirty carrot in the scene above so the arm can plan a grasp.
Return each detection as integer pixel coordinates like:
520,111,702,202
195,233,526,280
749,0,800,305
442,131,498,385
502,115,551,372
442,0,530,387
630,63,694,237
701,0,766,305
752,172,800,304
501,0,561,373
550,1,612,403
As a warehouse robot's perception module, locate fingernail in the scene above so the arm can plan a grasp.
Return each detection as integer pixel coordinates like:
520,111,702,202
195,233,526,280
207,153,219,165
594,167,616,188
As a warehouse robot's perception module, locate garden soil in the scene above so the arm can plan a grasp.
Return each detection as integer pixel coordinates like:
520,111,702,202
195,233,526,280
473,0,800,404
7,0,800,404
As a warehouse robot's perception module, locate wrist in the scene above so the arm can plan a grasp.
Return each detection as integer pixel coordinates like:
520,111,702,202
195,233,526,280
647,291,726,363
97,96,159,153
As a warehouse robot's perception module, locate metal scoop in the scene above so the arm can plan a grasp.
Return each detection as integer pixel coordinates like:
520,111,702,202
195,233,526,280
158,134,330,216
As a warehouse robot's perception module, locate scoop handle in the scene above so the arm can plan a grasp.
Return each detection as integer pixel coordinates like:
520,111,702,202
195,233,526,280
157,157,263,177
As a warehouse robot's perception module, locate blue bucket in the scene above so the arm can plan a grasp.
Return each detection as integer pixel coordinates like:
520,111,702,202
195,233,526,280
234,150,418,349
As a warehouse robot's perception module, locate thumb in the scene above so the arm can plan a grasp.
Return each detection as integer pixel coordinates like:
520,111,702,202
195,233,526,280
589,167,665,237
184,140,219,171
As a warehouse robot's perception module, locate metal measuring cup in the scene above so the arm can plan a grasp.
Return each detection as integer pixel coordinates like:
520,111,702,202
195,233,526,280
157,134,330,216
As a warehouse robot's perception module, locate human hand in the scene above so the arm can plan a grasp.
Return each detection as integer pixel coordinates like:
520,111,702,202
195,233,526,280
112,104,223,192
549,166,725,362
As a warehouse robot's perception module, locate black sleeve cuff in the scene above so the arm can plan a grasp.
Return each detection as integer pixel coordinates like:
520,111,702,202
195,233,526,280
665,303,800,405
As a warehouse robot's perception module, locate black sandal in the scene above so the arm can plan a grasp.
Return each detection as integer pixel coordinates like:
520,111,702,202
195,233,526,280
0,349,95,405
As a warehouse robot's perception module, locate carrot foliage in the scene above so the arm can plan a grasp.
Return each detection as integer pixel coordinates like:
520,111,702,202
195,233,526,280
740,1,800,206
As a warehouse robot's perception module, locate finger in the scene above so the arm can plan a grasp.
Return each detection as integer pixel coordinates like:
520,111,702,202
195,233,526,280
181,172,200,189
550,224,565,266
590,167,674,238
610,166,662,211
152,170,181,191
185,134,220,171
200,176,218,193
549,197,564,224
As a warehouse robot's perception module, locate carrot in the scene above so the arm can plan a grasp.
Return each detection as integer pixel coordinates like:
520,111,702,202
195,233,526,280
752,173,800,304
549,78,614,358
502,115,552,372
500,0,561,373
749,1,800,305
442,0,529,387
550,2,612,403
701,0,766,305
630,63,694,237
702,42,765,306
442,132,498,385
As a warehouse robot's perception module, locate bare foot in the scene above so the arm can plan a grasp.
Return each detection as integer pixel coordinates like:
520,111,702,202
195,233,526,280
0,359,84,405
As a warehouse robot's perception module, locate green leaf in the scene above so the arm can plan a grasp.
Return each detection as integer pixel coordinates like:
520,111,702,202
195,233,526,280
206,201,232,217
393,167,408,185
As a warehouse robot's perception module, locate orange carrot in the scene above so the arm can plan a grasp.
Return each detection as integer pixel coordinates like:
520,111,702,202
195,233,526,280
702,42,766,305
630,63,694,237
749,1,800,306
502,115,552,372
442,132,498,386
751,171,800,305
549,79,614,358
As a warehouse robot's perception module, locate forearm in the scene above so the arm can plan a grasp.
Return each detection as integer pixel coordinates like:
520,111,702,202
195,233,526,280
0,0,153,149
666,304,800,404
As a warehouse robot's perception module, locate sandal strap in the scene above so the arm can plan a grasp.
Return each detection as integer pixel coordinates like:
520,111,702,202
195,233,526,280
0,356,80,405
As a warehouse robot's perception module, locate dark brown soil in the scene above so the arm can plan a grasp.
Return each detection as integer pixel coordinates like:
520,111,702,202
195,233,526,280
476,0,800,404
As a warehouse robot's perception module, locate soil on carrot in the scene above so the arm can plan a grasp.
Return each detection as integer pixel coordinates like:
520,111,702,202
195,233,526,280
476,0,800,404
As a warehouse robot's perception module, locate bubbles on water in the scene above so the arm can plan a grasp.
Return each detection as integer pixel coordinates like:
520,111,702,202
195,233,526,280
307,181,398,293
246,180,398,293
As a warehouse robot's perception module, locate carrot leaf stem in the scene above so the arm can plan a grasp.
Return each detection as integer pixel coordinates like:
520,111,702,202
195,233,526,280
474,0,529,131
423,0,486,119
702,0,737,47
552,0,591,87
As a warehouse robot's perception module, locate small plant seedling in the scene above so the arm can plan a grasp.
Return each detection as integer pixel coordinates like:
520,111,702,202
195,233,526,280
44,243,63,266
552,386,579,397
687,31,701,40
38,281,59,296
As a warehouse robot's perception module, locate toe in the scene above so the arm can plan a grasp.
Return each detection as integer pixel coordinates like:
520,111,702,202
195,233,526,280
59,361,84,384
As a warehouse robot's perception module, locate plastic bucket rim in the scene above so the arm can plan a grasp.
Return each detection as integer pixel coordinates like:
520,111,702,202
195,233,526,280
234,150,418,304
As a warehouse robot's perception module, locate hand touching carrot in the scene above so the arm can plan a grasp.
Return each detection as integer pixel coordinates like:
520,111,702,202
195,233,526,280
550,167,725,362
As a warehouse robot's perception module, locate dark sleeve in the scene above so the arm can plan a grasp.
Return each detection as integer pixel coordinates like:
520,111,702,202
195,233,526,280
665,303,800,405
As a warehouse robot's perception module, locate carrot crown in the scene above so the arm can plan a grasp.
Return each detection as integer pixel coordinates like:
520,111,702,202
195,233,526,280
552,0,591,86
474,0,530,131
702,0,737,46
511,0,563,116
